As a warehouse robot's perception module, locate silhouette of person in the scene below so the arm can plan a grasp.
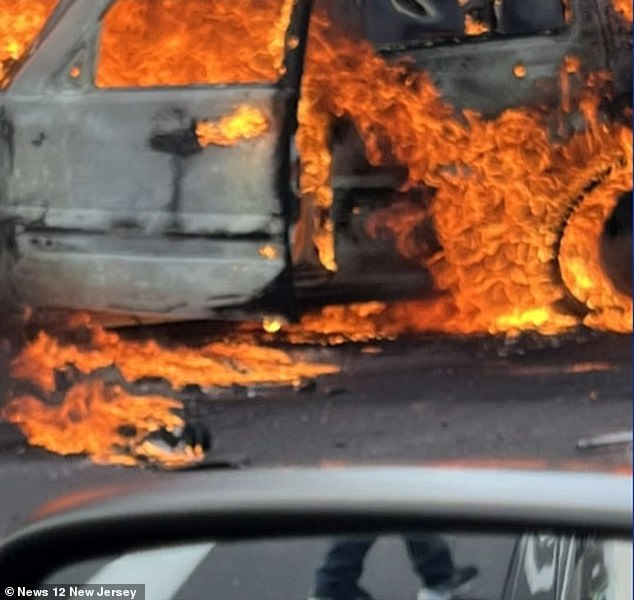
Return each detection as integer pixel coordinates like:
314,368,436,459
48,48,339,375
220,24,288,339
309,535,477,600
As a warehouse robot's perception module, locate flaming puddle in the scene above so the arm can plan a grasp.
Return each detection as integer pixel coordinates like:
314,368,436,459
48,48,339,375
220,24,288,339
1,0,632,467
3,314,339,467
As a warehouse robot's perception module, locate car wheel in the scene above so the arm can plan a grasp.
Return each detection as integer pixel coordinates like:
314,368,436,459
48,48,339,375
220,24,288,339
599,191,632,297
556,186,633,324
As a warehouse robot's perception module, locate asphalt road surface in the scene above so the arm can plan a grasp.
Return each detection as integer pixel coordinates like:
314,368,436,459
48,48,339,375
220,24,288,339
0,331,631,545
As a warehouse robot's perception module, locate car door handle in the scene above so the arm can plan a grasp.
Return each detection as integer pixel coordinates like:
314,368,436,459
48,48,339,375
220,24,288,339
390,0,441,22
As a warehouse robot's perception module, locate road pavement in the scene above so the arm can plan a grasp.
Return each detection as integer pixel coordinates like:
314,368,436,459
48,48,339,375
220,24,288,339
0,331,630,543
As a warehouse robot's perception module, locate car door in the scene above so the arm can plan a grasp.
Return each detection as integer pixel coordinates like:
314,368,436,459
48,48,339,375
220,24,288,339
354,0,578,117
2,0,310,319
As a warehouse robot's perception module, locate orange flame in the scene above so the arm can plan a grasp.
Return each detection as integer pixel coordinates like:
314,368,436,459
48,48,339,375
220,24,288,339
4,316,337,466
464,14,489,36
11,316,338,394
296,11,337,271
559,55,582,113
562,0,573,23
559,164,633,333
96,0,294,87
612,0,633,22
2,381,197,467
297,9,632,335
259,244,279,260
196,105,269,147
0,0,57,83
290,302,395,345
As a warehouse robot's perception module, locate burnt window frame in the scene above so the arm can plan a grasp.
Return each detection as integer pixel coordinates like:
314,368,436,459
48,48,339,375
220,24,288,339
368,0,572,54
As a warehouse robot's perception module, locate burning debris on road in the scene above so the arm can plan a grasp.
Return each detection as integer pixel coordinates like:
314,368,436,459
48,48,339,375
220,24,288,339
2,313,338,467
0,0,632,467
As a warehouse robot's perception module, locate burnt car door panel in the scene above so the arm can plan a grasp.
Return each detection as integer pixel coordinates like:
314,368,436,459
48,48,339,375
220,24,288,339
360,0,567,49
346,0,618,116
12,233,285,318
0,0,308,320
7,91,289,236
363,0,464,46
496,0,566,35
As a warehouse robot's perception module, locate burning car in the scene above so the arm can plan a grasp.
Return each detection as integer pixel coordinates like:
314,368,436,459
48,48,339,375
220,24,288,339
0,0,631,333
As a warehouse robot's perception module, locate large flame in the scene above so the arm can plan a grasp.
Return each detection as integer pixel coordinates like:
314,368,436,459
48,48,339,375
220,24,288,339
3,382,197,467
3,315,337,466
297,8,632,336
11,315,337,394
559,169,633,333
96,0,294,87
295,9,337,271
0,0,57,83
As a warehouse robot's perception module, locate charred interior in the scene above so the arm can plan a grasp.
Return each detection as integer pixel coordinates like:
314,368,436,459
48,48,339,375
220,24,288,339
0,0,631,467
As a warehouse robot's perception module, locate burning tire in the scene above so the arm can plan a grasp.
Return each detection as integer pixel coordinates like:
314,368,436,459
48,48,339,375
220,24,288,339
599,191,632,298
558,188,633,332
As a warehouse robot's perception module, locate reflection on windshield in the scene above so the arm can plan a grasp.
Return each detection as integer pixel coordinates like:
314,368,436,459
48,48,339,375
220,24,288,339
47,533,632,600
310,535,477,600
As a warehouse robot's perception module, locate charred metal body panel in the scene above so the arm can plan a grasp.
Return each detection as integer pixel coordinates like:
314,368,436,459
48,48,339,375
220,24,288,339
0,0,310,320
342,0,631,116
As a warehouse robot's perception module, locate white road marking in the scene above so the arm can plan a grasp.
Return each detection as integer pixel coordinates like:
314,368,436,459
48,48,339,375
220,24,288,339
604,540,633,600
87,542,215,599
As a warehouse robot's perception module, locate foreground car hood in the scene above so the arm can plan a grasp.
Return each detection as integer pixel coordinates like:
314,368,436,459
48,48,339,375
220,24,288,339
0,466,630,585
